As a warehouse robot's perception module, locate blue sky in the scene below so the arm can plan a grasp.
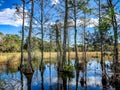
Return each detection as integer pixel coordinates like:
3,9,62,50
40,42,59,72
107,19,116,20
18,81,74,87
0,0,60,35
0,0,22,35
0,0,120,36
0,0,98,36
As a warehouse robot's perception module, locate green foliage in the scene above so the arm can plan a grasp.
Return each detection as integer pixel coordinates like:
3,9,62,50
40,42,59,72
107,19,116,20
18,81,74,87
61,63,75,78
99,17,111,34
24,37,57,52
63,63,75,72
0,34,21,52
0,32,3,36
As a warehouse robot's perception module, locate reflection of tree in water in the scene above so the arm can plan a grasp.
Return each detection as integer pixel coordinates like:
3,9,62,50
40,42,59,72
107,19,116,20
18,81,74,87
109,63,120,89
20,70,23,90
57,70,61,90
24,72,33,90
57,67,74,90
57,71,67,90
79,62,87,90
41,70,44,90
49,56,52,90
100,60,120,90
40,64,45,90
20,60,34,90
101,61,108,89
62,75,67,90
76,68,80,90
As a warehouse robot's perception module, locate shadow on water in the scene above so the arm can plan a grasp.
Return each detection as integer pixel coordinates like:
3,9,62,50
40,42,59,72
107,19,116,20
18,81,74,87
0,58,120,90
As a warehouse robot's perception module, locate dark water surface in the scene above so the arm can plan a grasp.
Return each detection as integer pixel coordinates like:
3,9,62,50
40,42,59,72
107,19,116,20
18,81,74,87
0,59,118,90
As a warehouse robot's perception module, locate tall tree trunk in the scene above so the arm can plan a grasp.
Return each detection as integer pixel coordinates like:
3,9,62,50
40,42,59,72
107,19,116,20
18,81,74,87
62,0,68,66
68,29,70,64
27,0,34,72
99,0,104,65
49,29,52,65
100,35,104,65
20,0,25,68
55,24,59,65
107,0,118,68
73,0,78,65
60,29,62,61
40,0,44,68
83,9,86,62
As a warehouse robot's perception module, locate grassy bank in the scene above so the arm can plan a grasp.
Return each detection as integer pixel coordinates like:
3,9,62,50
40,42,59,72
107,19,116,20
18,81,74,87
0,52,114,64
0,51,115,71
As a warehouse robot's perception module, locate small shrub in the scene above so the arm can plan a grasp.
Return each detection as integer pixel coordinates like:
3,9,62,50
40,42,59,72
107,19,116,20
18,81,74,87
63,63,75,72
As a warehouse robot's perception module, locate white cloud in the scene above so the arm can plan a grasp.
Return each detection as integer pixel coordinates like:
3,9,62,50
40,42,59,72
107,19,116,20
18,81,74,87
48,18,99,28
116,14,120,26
87,18,98,28
52,0,59,5
0,8,28,27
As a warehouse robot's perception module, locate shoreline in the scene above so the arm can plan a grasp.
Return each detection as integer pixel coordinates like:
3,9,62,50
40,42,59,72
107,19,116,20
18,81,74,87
0,52,113,63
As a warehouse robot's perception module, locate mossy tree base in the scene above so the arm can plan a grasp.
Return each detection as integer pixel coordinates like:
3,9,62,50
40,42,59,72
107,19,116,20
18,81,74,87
18,64,34,75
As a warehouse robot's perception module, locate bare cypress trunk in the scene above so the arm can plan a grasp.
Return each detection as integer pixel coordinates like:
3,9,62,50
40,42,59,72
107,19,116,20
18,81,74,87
100,35,104,67
99,0,103,65
68,29,70,64
49,29,52,64
40,0,44,68
59,29,62,68
27,0,34,72
20,0,25,68
73,0,78,65
54,24,62,67
55,24,59,65
60,29,62,60
83,9,86,62
62,0,68,66
107,0,118,67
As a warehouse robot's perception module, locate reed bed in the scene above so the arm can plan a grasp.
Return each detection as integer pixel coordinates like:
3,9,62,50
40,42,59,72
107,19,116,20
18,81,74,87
0,51,115,64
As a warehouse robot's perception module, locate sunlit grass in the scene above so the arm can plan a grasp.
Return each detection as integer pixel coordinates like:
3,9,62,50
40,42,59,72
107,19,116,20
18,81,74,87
0,51,116,64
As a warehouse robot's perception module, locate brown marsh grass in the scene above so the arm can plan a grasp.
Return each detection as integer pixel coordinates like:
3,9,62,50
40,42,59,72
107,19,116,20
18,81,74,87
0,51,115,64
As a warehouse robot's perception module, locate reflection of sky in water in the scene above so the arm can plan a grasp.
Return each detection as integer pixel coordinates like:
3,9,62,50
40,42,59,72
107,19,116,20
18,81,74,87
0,60,114,90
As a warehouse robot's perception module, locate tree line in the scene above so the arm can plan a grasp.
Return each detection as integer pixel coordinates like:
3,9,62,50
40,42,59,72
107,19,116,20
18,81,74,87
0,31,116,53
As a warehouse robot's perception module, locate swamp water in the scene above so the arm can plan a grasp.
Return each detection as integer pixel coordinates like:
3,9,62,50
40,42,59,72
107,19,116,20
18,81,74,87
0,59,119,90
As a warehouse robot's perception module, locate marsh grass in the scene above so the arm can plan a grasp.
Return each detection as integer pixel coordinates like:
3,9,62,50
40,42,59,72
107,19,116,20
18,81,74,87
0,52,116,65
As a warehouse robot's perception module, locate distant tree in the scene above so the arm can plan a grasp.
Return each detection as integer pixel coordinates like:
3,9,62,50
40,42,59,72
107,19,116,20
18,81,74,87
68,0,79,64
99,17,111,64
2,34,21,52
0,32,4,52
0,32,3,37
78,0,92,62
34,0,54,68
0,32,4,41
51,21,62,67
